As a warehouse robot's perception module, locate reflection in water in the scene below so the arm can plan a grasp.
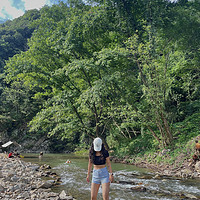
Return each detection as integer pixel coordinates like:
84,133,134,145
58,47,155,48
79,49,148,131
22,154,200,200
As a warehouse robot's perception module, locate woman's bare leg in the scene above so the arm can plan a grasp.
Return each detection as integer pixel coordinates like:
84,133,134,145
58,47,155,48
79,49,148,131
102,182,110,200
91,183,100,200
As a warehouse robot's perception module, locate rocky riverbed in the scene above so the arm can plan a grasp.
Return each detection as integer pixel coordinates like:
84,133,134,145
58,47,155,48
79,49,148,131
111,155,200,179
0,153,76,200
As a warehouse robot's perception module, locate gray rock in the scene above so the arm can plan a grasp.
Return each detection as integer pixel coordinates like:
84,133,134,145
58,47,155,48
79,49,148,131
10,175,20,182
0,184,5,192
28,165,40,171
21,191,30,198
31,194,37,199
59,190,74,200
163,170,171,175
21,177,31,184
195,161,200,172
47,192,59,197
185,193,198,199
39,180,54,189
10,184,20,192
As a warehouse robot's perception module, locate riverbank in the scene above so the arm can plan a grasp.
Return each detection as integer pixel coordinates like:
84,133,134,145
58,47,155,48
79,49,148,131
110,153,200,179
110,136,200,179
0,153,76,200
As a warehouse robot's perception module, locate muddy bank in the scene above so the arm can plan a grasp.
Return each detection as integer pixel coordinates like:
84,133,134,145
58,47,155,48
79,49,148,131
0,153,76,200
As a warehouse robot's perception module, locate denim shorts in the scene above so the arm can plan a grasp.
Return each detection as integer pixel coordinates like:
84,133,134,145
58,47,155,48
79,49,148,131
92,167,110,184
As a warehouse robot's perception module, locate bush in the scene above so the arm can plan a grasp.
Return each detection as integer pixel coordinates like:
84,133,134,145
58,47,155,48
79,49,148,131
108,134,154,157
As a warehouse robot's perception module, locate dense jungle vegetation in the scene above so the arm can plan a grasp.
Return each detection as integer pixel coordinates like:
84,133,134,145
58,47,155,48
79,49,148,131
0,0,199,156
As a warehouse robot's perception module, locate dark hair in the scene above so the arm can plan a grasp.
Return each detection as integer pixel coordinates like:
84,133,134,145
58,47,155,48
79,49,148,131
89,143,106,164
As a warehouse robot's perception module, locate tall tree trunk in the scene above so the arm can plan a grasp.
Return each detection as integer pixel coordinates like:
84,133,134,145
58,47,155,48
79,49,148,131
147,125,161,145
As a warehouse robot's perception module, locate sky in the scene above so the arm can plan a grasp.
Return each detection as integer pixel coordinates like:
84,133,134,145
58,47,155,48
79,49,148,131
0,0,58,22
0,0,178,22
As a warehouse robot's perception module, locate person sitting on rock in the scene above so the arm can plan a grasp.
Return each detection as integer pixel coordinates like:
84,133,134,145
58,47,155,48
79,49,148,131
8,152,14,158
195,140,200,156
192,154,199,163
13,149,20,157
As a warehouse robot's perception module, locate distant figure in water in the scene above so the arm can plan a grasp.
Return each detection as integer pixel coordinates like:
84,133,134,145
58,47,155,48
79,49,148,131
39,152,43,160
86,137,114,200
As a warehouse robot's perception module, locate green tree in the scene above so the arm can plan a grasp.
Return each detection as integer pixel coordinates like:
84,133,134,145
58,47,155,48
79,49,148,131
125,30,188,147
2,0,199,153
0,9,40,69
4,2,130,147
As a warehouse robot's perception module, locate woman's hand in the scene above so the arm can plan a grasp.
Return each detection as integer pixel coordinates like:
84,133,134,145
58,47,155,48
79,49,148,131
87,159,92,183
86,175,90,183
109,174,114,183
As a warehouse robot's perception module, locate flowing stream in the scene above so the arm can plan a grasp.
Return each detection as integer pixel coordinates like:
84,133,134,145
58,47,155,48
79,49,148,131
23,153,200,200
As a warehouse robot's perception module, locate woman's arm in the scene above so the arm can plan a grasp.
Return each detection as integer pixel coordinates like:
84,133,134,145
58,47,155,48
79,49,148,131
86,158,93,183
106,157,114,182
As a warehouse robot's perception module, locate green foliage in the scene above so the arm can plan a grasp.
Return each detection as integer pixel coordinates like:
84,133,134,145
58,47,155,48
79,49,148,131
0,0,199,155
107,133,154,157
0,9,40,68
173,112,200,147
48,137,76,153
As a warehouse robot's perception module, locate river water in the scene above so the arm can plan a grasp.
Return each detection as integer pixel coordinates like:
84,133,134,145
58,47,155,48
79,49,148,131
22,153,200,200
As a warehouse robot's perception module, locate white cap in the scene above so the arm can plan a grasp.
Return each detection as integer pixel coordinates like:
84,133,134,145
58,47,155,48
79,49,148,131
93,137,102,151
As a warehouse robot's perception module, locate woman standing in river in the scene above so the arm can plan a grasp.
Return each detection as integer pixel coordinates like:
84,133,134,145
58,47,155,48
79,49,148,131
86,137,114,200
